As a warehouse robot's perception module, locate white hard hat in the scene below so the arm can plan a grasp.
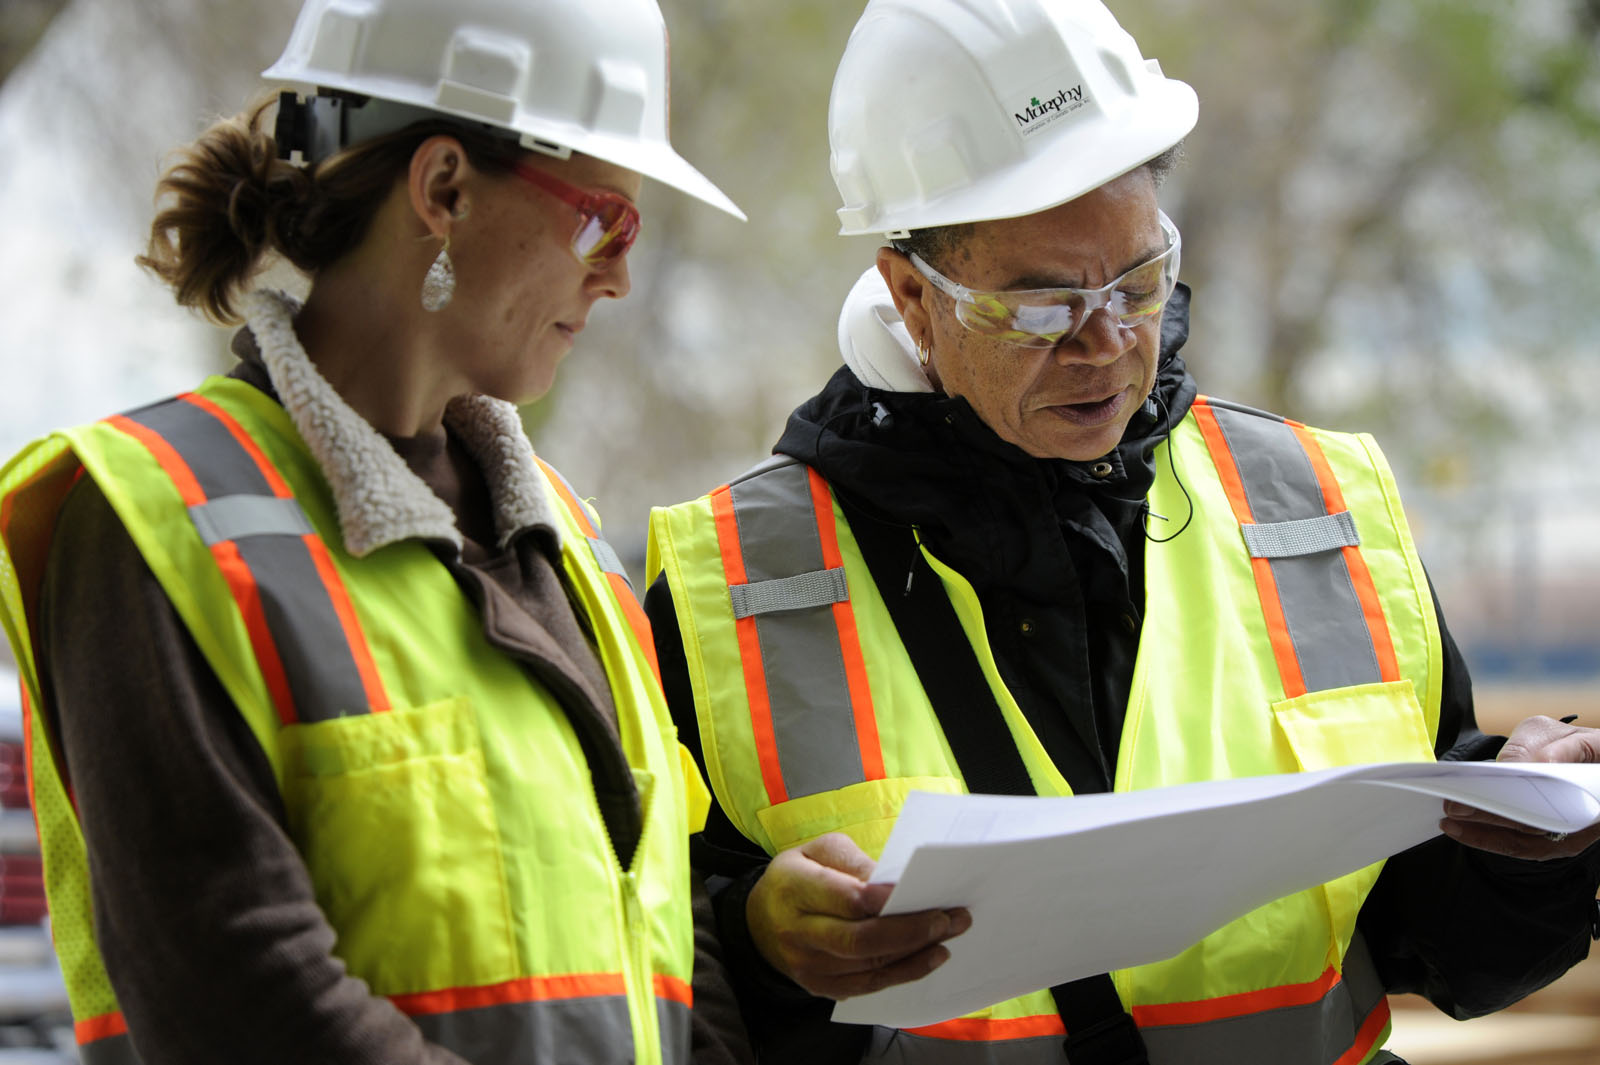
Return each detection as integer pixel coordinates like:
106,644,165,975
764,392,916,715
829,0,1196,236
263,0,744,219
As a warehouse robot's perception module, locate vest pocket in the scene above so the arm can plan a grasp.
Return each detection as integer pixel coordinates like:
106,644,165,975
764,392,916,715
278,696,518,995
755,776,963,859
1270,678,1434,971
1271,679,1434,772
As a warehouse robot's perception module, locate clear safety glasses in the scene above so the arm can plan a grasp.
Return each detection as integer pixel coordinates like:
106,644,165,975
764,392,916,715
910,211,1181,349
513,162,642,269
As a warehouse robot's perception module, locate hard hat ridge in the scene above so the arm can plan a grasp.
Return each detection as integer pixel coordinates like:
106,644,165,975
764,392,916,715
263,0,744,219
828,0,1197,236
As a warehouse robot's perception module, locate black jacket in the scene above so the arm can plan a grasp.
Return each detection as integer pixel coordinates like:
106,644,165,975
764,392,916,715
645,285,1600,1062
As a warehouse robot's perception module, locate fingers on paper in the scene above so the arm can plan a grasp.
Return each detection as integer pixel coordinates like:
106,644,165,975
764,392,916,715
800,832,880,882
1440,813,1600,860
800,941,955,1000
748,832,973,997
772,910,968,999
1496,715,1600,765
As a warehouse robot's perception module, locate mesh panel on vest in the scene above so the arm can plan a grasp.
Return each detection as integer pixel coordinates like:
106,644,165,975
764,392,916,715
33,774,117,1014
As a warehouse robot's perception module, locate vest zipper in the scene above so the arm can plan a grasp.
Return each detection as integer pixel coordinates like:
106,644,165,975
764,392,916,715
606,771,661,1065
622,869,655,1065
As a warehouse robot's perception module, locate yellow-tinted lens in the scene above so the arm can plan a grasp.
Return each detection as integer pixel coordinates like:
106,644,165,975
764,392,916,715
957,291,1082,346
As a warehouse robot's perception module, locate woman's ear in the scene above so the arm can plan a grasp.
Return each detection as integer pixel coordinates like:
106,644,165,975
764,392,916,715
408,135,472,240
876,246,933,350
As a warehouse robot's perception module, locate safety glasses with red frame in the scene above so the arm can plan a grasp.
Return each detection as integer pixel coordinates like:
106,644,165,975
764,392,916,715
513,162,642,270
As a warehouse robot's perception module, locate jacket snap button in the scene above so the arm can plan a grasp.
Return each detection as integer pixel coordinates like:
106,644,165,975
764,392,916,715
1019,618,1036,636
1091,461,1114,478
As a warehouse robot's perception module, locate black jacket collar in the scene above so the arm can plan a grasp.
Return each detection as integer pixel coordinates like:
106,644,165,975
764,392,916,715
774,284,1198,597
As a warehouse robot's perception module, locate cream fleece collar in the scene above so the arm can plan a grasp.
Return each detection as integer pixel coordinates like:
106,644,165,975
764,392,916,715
239,289,564,559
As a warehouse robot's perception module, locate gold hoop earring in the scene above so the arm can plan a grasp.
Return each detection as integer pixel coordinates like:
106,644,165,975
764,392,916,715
421,234,455,312
917,339,932,366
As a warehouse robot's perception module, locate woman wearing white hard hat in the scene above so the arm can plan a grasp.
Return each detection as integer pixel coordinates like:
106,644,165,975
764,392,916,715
645,1,1600,1063
0,2,751,1064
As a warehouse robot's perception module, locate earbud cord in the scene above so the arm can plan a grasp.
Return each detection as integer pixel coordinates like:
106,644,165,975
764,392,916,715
1142,389,1194,544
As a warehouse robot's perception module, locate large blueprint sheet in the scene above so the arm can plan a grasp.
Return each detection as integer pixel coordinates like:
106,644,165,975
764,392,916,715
832,761,1600,1028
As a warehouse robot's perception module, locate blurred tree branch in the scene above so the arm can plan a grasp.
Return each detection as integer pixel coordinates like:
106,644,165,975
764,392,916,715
1126,0,1599,494
6,0,1595,544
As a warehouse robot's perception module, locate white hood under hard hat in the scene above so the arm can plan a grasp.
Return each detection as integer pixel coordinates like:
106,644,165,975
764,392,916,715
263,0,744,220
829,0,1197,236
838,267,935,394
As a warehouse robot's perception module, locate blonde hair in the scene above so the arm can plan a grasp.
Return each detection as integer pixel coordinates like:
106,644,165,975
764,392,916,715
138,92,526,323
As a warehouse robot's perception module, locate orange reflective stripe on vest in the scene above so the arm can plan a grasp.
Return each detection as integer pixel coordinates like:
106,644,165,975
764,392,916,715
858,944,1388,1065
1191,396,1401,699
532,455,662,685
75,1012,138,1065
679,449,1409,1065
110,394,390,723
67,976,693,1065
710,457,883,804
394,972,690,1065
1136,934,1390,1065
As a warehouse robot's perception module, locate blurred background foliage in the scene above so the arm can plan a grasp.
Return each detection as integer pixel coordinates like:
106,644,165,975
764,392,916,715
1,0,1598,676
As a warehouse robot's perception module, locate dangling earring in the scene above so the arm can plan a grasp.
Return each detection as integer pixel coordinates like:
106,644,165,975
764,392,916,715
421,235,455,312
916,338,932,366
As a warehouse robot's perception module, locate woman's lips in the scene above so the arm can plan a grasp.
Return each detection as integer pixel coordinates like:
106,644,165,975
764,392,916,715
1041,387,1130,426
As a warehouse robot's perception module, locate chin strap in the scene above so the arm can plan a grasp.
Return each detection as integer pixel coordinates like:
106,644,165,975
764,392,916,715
273,91,357,164
273,91,555,165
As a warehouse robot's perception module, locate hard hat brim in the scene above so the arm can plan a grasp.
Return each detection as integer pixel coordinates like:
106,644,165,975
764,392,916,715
573,131,747,222
261,72,745,221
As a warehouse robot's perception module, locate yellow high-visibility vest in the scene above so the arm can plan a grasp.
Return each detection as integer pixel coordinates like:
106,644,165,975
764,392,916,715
0,377,703,1065
648,396,1441,1065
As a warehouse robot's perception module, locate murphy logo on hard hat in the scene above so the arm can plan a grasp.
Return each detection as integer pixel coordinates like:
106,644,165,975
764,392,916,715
1013,84,1088,139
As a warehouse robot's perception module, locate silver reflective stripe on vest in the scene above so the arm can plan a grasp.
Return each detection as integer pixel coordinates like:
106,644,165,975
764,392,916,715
122,399,376,722
80,1033,142,1065
729,567,849,619
1241,511,1359,560
190,494,315,545
726,459,865,799
1205,400,1383,693
657,997,693,1065
588,535,628,580
858,935,1388,1065
536,460,635,590
864,1027,1066,1064
1140,932,1389,1065
410,994,637,1065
